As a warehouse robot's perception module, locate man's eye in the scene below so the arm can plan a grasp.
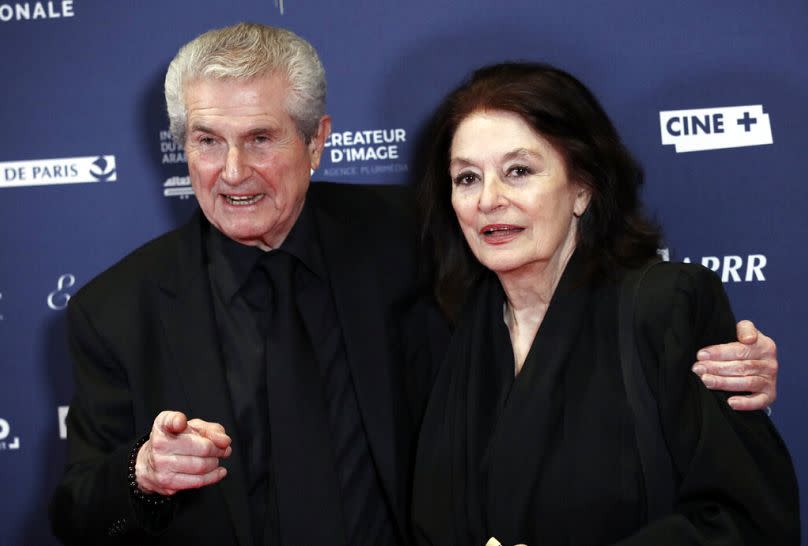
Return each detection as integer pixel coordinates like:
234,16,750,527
198,136,216,146
253,134,270,144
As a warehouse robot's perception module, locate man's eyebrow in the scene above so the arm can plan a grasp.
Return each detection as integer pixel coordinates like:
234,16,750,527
245,126,279,136
187,125,279,137
188,123,215,134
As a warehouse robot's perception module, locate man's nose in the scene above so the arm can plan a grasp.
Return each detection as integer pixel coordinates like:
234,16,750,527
221,145,251,184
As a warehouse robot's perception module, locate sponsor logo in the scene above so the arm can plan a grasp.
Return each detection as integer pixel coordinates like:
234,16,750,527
0,418,20,451
660,248,766,282
322,127,410,178
157,129,194,199
0,0,74,22
47,274,76,310
682,254,766,283
0,291,4,321
163,175,194,199
58,406,69,439
158,130,186,165
1,155,116,188
660,105,772,153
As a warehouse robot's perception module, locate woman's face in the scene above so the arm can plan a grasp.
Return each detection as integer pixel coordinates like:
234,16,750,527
449,110,590,277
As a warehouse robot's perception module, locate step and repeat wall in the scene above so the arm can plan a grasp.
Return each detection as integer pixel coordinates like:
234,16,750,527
1,1,806,543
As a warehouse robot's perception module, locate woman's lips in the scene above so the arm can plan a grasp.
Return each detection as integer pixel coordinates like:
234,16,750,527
480,224,524,244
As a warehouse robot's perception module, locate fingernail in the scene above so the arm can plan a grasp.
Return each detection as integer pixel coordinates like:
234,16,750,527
697,350,709,360
691,364,706,375
702,375,716,388
727,398,739,409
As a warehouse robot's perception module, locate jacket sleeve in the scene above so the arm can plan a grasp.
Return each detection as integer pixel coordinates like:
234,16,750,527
614,263,800,545
49,296,174,544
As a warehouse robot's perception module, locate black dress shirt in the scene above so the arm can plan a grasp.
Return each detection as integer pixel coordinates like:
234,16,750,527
206,201,396,546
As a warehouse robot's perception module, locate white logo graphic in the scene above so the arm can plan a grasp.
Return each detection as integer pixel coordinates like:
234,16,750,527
159,130,186,164
0,291,4,321
0,418,20,450
0,1,74,22
163,176,194,199
47,274,76,310
1,155,116,188
660,248,766,283
322,127,409,178
58,406,69,439
326,128,406,163
660,105,772,153
682,254,766,283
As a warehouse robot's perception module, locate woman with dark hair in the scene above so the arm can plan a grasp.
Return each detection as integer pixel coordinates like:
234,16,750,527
412,63,799,545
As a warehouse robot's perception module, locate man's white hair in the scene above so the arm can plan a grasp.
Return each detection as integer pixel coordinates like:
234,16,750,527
164,22,326,143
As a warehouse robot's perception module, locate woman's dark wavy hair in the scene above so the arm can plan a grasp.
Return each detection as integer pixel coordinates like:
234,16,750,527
418,62,662,321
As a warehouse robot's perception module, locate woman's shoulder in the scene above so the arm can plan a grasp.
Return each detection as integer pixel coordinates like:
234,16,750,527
633,260,725,315
637,259,721,289
630,260,735,352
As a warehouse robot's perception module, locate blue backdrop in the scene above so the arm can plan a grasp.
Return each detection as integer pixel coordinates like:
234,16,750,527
1,1,806,544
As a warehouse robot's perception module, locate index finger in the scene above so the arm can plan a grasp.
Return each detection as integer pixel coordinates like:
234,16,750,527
154,411,188,435
697,341,754,362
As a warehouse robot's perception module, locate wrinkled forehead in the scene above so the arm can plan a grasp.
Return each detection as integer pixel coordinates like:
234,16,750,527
182,75,299,137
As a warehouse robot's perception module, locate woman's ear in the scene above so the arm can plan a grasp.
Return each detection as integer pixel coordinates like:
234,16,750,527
573,186,591,218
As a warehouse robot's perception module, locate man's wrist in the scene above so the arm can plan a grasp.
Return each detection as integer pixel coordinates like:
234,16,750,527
128,434,173,507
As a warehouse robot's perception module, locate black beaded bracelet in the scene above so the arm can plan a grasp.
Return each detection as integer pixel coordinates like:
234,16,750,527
128,433,174,507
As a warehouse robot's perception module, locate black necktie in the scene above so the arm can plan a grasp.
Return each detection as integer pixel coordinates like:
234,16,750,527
260,250,346,546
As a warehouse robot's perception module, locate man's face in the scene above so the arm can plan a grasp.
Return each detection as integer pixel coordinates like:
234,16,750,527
183,75,330,249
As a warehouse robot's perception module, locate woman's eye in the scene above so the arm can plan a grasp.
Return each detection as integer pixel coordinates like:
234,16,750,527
508,165,532,177
453,172,478,186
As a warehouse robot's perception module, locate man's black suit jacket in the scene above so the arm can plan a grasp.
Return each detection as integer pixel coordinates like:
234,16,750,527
50,183,448,545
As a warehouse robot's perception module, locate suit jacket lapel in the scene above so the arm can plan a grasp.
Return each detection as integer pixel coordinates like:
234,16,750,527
313,200,406,535
154,214,254,546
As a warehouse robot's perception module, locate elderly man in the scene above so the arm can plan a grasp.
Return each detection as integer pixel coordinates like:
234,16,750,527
50,23,778,546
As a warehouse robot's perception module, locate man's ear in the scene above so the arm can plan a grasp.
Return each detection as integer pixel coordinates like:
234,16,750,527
309,115,332,171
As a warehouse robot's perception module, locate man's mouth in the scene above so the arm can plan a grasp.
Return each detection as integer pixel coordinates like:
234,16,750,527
224,194,265,206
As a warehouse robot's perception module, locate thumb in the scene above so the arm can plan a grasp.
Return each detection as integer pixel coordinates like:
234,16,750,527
736,320,758,345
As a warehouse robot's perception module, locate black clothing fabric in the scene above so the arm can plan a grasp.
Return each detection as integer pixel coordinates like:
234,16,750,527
50,183,449,546
206,201,393,546
412,256,800,545
207,228,269,545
